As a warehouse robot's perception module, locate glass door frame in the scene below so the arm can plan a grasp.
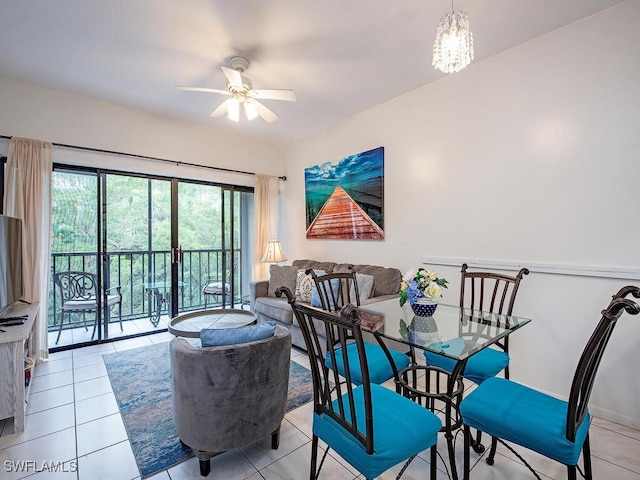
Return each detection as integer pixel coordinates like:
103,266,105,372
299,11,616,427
171,179,252,317
50,163,254,351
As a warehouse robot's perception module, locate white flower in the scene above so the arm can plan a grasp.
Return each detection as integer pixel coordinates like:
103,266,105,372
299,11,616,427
425,283,442,299
425,270,438,280
403,269,416,283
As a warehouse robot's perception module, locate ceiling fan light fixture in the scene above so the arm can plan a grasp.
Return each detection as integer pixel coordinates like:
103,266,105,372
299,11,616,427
244,100,258,121
432,9,474,74
227,98,240,122
176,55,295,123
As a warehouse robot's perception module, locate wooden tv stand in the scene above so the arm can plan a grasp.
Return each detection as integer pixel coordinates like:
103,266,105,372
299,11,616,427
0,302,39,432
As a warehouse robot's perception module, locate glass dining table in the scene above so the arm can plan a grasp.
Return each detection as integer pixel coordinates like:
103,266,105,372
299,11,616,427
356,298,532,480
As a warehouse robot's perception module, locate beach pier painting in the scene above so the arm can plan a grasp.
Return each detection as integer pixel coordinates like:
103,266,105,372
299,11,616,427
305,147,384,240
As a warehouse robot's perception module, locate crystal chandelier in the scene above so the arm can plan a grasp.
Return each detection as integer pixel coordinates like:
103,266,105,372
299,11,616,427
432,8,474,74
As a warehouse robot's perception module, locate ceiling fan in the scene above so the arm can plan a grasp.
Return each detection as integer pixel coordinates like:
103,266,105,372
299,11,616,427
176,56,296,123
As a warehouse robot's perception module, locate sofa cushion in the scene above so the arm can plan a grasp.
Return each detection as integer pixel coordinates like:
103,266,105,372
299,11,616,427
292,259,337,274
352,273,375,301
200,321,276,347
311,278,341,309
267,265,298,297
334,263,402,297
254,297,294,326
295,269,325,303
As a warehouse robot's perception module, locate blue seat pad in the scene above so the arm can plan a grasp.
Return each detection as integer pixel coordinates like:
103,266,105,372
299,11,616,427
460,377,591,466
314,384,442,479
326,342,410,385
424,338,509,384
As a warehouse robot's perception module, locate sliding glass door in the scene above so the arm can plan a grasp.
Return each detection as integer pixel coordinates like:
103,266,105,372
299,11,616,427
103,174,172,337
176,181,253,315
49,166,253,350
50,169,100,347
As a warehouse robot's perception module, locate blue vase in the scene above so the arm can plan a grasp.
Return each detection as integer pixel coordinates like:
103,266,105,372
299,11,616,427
410,298,438,317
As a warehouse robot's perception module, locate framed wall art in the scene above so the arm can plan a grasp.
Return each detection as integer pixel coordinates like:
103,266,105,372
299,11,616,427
304,146,384,240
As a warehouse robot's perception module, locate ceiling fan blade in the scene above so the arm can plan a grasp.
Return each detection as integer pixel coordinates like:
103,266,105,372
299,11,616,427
175,86,230,95
220,66,243,88
210,98,232,117
244,100,259,121
249,89,297,102
251,99,279,123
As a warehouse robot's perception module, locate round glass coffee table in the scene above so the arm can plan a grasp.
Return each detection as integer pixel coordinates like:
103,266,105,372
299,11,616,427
169,309,257,338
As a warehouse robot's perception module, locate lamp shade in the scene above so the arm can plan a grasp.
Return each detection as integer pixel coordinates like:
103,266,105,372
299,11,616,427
262,240,287,264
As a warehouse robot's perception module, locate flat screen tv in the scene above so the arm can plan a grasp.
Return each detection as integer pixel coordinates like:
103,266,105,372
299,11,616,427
0,214,24,316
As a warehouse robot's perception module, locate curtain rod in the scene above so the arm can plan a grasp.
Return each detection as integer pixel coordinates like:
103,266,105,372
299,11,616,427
0,135,287,181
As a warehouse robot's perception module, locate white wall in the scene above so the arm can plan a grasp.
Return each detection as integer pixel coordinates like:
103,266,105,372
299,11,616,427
282,1,640,426
0,76,285,185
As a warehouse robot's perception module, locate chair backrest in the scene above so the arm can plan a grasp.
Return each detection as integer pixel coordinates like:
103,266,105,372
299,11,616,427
460,263,529,315
54,271,99,302
459,263,529,351
307,265,360,312
277,286,374,454
566,285,640,442
170,325,292,451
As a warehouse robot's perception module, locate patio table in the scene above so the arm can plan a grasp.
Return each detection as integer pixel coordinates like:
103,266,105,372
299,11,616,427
143,281,185,326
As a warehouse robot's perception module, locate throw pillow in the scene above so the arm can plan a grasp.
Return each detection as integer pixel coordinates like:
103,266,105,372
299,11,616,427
351,273,375,301
295,269,325,303
310,278,340,310
267,265,298,297
200,321,276,347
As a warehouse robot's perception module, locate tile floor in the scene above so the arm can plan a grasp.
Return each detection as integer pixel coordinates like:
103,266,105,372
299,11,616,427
51,305,249,349
50,316,171,349
1,332,639,480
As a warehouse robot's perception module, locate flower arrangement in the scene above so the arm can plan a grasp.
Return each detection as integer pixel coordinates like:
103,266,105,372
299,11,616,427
399,268,449,307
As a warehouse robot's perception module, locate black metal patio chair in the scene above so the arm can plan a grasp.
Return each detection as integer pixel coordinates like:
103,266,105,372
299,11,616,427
53,271,122,344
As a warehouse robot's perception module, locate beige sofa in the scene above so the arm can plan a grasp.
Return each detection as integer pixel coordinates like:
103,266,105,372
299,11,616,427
249,259,402,351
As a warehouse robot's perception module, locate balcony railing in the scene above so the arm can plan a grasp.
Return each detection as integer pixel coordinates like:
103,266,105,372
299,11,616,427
48,249,246,331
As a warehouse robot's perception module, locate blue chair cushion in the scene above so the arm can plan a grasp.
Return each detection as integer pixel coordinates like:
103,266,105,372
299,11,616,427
313,384,442,479
326,342,411,385
460,377,591,466
424,338,509,384
200,321,276,347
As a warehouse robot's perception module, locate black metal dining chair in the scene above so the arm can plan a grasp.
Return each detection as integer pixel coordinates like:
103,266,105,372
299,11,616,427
53,271,122,344
424,262,529,451
425,263,529,381
307,267,411,387
277,286,442,480
460,285,640,480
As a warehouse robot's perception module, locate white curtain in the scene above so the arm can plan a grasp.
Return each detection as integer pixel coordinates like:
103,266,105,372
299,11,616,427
252,174,279,280
4,137,53,362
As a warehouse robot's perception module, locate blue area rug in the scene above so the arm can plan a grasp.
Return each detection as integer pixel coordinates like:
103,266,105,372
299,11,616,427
103,341,313,478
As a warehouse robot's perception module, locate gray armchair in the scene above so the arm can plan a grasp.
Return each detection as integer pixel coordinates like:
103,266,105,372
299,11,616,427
170,326,292,476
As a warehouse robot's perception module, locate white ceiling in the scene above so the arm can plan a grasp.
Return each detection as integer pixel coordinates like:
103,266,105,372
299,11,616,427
0,0,625,144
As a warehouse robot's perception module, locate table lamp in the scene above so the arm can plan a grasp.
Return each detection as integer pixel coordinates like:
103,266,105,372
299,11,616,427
261,239,287,265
